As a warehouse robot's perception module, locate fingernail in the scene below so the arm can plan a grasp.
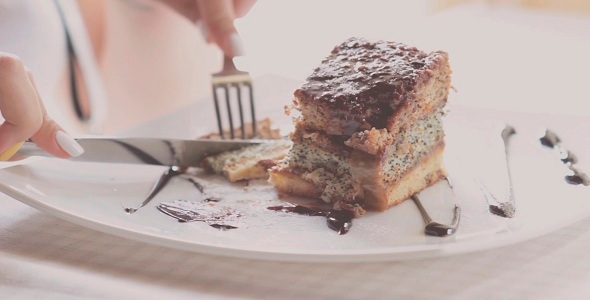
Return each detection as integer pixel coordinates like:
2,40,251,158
56,131,85,157
227,32,246,57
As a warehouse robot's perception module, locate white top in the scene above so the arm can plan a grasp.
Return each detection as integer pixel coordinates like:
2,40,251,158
0,0,221,135
0,0,106,134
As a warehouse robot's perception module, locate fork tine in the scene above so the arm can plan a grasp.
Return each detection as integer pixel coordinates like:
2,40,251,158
212,84,225,139
234,83,246,139
211,56,256,140
222,85,235,139
245,82,256,138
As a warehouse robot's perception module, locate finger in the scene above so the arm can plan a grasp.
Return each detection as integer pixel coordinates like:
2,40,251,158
26,72,84,158
160,0,200,22
0,53,43,154
196,0,245,57
233,0,256,18
29,117,84,158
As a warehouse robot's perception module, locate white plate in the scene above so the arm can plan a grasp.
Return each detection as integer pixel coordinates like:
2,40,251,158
1,106,590,263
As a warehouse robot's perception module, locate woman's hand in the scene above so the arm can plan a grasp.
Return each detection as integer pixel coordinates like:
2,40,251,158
157,0,256,57
0,53,84,160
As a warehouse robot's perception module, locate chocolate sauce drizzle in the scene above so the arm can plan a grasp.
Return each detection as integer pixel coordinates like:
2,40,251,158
124,166,187,214
540,129,590,186
444,175,454,190
473,125,517,218
204,197,221,203
209,224,239,230
121,139,189,214
156,200,240,230
186,177,205,195
111,140,167,165
267,205,354,235
410,194,460,237
157,201,198,222
491,125,517,217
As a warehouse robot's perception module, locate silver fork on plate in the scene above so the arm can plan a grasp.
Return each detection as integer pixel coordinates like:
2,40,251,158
123,56,258,214
211,56,257,139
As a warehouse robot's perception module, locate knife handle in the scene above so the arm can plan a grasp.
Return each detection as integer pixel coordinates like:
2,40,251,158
12,141,53,159
0,142,25,161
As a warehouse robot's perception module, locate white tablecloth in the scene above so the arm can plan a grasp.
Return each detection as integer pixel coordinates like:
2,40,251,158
2,189,590,299
2,3,590,299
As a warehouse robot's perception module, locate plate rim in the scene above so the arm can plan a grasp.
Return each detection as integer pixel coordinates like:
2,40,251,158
2,159,590,263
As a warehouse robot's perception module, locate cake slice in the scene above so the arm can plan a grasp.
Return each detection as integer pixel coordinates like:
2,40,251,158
202,140,292,182
270,37,451,212
200,118,291,182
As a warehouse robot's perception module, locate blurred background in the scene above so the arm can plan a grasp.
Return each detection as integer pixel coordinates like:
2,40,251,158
235,0,590,115
93,0,590,132
237,0,589,77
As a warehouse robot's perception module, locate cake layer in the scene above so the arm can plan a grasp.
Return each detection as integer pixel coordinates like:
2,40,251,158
270,112,445,208
345,108,445,155
286,111,444,180
270,144,445,211
291,37,451,136
351,146,446,211
276,126,357,203
270,165,358,205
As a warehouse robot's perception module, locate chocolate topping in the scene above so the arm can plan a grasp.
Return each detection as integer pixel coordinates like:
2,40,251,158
295,37,447,131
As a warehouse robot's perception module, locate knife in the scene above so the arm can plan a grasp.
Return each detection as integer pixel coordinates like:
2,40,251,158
12,137,264,167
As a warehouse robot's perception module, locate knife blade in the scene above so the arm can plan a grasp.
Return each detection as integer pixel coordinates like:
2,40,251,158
12,137,264,167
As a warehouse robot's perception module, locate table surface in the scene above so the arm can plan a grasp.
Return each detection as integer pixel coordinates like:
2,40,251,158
2,3,590,299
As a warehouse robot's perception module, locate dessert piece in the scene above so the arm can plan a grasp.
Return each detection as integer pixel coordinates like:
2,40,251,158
202,140,292,182
199,118,282,140
200,118,291,182
270,37,451,212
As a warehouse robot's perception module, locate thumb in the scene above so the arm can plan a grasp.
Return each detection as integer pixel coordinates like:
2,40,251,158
197,0,245,57
0,55,84,160
26,72,84,159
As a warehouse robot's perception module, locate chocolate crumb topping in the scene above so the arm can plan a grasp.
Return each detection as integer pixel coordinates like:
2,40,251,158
295,37,447,131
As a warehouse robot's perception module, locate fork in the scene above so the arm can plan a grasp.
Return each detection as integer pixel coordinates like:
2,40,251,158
211,56,256,139
122,57,257,214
